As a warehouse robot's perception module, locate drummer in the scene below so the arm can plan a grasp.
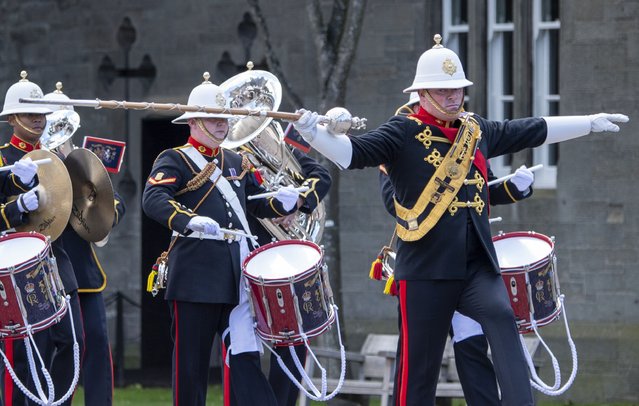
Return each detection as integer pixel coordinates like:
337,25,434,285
378,93,537,405
141,72,300,406
0,71,84,406
42,82,127,406
291,35,628,405
0,150,41,231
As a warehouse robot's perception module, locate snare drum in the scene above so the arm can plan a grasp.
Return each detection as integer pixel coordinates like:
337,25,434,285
492,231,561,334
243,240,335,345
0,232,67,339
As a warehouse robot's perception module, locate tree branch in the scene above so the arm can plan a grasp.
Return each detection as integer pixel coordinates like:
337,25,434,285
246,0,303,107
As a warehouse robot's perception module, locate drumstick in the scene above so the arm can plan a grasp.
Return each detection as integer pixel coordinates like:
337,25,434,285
487,164,543,187
247,186,309,200
0,158,52,172
218,228,257,240
489,217,503,224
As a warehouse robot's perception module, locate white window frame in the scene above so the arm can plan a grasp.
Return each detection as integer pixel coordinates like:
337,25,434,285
532,0,561,188
487,0,515,178
442,0,470,106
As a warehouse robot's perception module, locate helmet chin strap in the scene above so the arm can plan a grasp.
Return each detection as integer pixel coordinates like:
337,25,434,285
14,115,42,136
195,118,225,144
423,90,463,121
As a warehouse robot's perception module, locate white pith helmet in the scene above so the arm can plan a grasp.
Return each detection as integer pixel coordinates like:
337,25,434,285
408,92,420,106
403,34,473,93
0,71,54,119
43,81,74,111
172,72,233,124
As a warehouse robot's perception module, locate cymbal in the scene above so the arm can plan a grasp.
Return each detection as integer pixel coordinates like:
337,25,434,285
12,150,72,241
64,148,115,242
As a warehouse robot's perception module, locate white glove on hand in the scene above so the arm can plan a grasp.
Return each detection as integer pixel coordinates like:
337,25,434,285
274,185,300,212
12,157,38,186
510,165,534,192
186,216,221,237
293,109,320,141
589,113,629,133
17,189,39,213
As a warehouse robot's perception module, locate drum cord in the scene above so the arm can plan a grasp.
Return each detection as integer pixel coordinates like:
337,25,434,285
0,295,81,405
263,303,347,401
523,294,579,396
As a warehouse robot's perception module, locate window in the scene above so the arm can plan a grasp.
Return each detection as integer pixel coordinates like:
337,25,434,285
532,0,560,188
487,0,515,177
442,0,470,106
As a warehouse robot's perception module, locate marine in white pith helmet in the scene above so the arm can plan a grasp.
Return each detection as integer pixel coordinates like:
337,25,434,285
41,82,81,154
404,34,472,123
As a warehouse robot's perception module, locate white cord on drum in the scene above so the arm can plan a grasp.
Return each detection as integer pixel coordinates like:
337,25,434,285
263,303,347,401
0,294,81,405
523,295,579,396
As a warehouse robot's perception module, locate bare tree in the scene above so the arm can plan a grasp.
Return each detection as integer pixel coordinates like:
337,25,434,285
246,0,368,358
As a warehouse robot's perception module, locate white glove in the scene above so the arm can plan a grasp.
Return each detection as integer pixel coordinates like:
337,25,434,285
293,109,320,141
274,185,300,211
589,113,629,133
12,157,38,186
510,165,534,192
17,189,39,213
186,216,221,237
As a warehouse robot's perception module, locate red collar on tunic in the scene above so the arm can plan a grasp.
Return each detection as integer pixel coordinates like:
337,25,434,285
187,136,219,157
409,107,487,182
10,135,41,152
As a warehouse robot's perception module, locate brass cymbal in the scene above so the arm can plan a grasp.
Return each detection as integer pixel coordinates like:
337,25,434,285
64,148,115,242
13,150,73,241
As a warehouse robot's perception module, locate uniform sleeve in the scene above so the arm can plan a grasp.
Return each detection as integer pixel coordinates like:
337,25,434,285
378,166,396,217
112,190,126,227
292,149,332,214
245,175,298,219
487,165,533,205
480,116,548,159
0,200,26,231
142,150,197,234
348,116,409,169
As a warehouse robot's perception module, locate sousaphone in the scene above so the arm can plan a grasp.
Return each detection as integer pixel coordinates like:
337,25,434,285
63,148,115,242
220,68,326,243
11,150,72,241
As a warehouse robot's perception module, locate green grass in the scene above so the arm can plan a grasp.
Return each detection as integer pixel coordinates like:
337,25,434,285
71,385,637,405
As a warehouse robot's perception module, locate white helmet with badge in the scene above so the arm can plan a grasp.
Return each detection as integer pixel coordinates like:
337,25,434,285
172,72,233,124
0,71,54,119
403,34,473,93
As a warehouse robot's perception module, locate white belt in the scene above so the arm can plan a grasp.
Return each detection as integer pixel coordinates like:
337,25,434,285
172,231,242,242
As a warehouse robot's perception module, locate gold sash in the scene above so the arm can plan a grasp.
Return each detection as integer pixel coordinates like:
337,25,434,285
394,114,482,242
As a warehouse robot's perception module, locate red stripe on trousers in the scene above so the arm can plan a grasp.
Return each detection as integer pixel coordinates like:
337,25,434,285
399,280,409,406
223,340,230,406
173,301,180,406
3,339,14,406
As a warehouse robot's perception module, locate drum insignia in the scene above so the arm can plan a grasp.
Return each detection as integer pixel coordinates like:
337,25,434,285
302,291,312,302
535,280,546,303
24,282,35,294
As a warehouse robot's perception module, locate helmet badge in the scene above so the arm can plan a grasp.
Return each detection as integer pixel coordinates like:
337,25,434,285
442,58,457,76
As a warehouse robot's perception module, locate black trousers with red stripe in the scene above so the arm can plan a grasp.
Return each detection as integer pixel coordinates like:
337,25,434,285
170,301,276,406
393,231,534,406
78,292,112,406
1,290,84,406
170,301,231,406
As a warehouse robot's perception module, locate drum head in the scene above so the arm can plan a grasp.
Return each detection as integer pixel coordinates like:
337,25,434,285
493,233,553,269
244,241,321,280
0,233,47,269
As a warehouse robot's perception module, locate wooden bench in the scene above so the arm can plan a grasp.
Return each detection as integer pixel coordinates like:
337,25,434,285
298,333,541,406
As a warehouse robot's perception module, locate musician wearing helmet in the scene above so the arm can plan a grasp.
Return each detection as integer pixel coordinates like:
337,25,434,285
0,72,85,406
292,35,629,405
382,94,536,405
41,82,127,406
142,73,300,406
